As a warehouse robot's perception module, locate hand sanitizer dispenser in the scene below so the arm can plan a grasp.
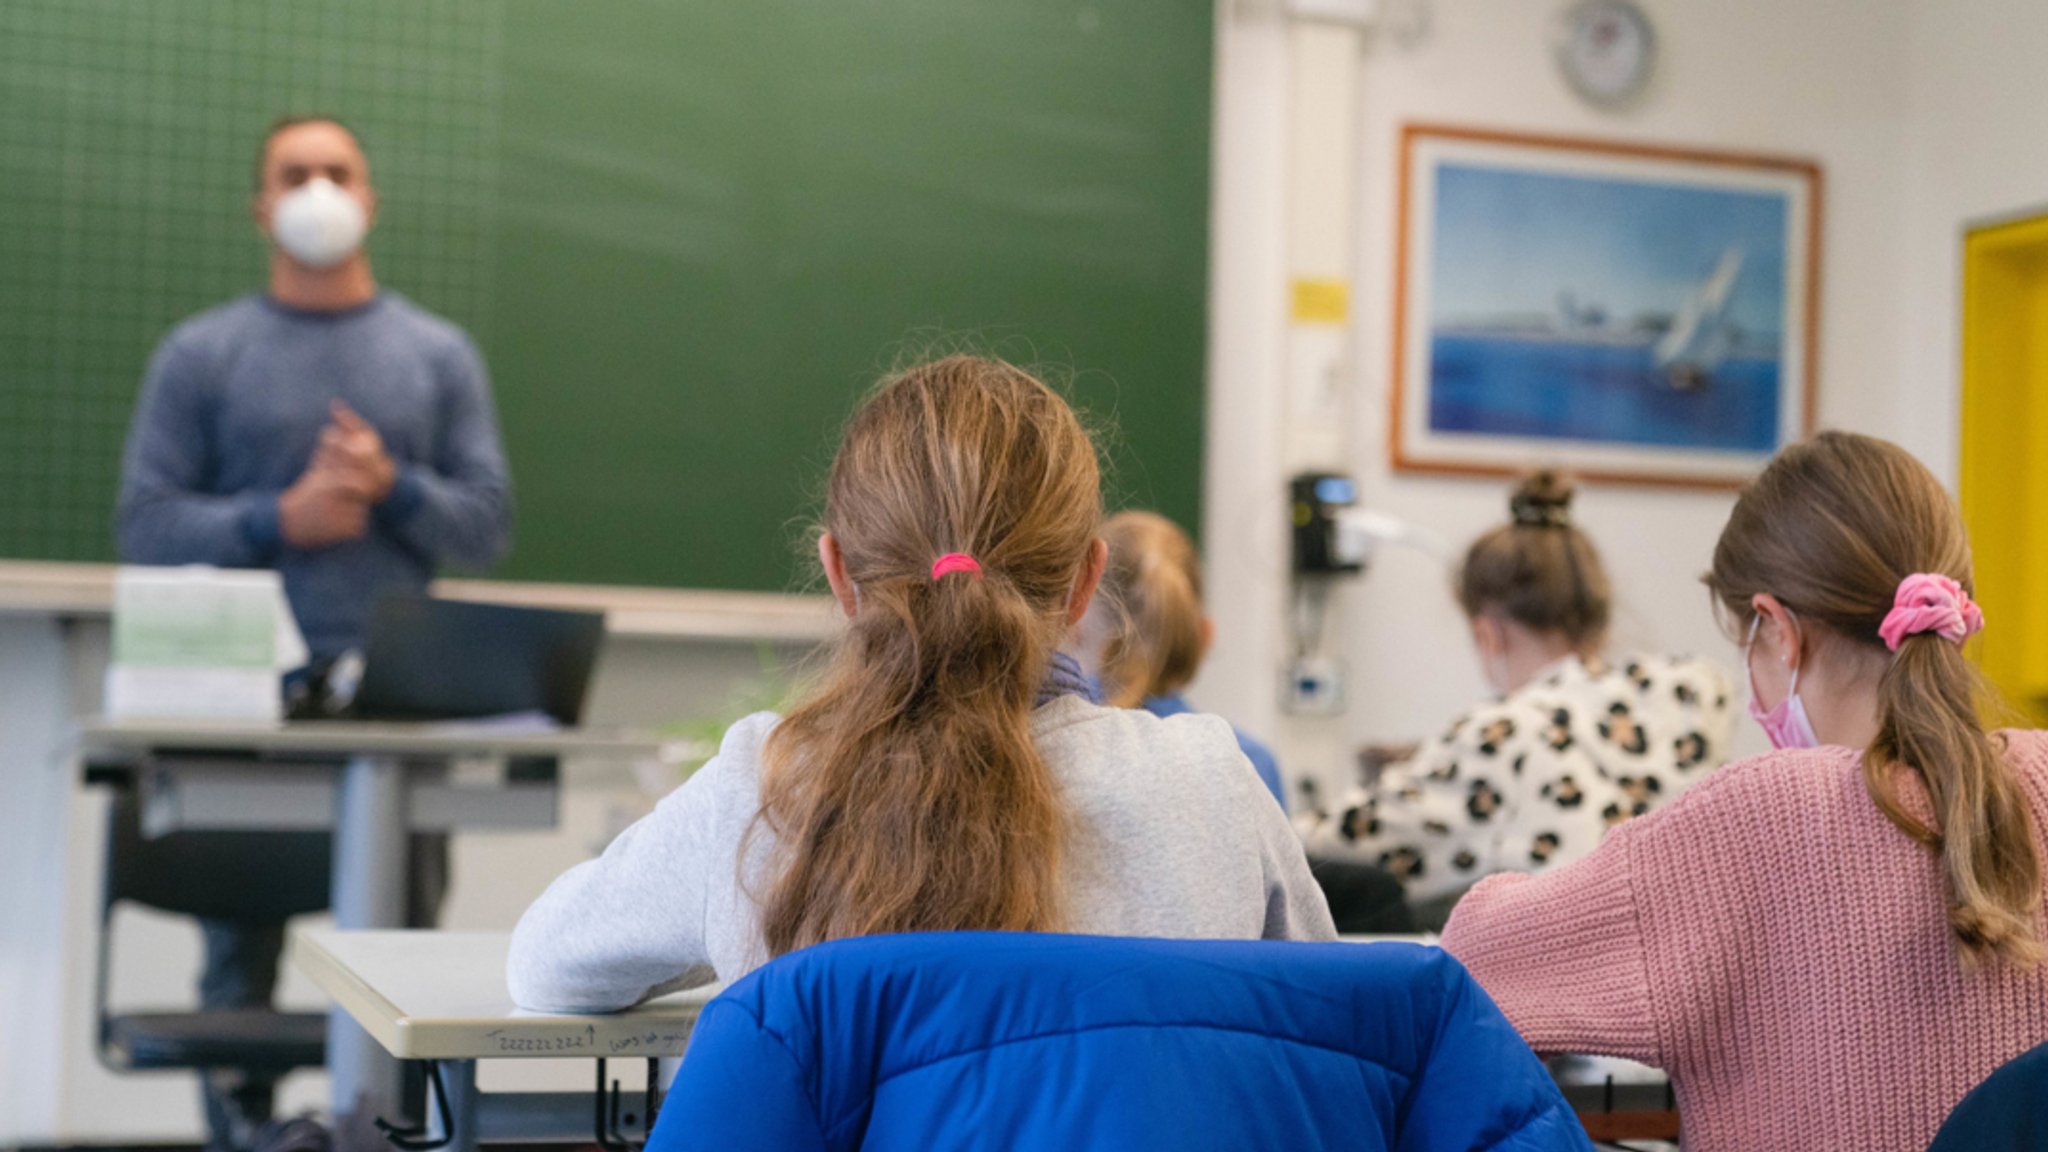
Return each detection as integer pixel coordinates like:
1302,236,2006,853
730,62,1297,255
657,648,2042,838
1290,472,1363,575
1283,473,1443,714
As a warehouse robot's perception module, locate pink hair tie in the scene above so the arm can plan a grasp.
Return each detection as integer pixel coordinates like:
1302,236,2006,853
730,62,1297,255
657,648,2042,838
930,553,983,581
1878,573,1985,652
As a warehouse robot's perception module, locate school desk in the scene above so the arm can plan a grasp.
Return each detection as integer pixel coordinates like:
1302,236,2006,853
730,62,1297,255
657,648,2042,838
78,719,671,1146
293,929,716,1152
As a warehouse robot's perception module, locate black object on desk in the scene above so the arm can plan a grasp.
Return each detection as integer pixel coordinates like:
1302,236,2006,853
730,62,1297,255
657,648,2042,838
353,596,605,726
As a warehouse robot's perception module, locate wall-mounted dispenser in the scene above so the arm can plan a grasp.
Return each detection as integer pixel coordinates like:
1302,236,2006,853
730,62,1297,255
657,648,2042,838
1284,471,1443,714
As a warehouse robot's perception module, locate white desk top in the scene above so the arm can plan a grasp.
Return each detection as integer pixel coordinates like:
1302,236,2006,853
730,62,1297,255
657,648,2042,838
0,559,841,642
292,930,720,1060
77,716,672,761
291,932,1453,1063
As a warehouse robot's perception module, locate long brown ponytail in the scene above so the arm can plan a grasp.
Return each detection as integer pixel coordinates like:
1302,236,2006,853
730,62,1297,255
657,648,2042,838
1095,511,1205,709
753,355,1102,958
1707,431,2042,966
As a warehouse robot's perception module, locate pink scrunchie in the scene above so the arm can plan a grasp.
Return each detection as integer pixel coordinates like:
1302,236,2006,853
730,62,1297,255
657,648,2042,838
930,553,983,581
1877,572,1985,652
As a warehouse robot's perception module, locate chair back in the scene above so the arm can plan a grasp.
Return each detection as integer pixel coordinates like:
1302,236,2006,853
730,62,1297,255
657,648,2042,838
102,788,331,924
1928,1040,2048,1151
651,932,1591,1152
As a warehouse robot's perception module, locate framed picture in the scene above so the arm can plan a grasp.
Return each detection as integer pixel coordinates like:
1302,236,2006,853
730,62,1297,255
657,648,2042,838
1390,124,1821,487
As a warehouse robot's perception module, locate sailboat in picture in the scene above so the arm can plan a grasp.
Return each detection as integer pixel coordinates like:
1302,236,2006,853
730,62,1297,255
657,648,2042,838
1654,247,1745,392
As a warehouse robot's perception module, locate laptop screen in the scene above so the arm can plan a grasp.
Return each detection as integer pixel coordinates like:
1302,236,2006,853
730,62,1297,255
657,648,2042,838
353,596,605,726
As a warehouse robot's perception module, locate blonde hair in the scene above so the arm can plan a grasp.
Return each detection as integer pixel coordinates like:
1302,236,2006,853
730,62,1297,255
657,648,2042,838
1095,511,1205,709
1707,430,2042,966
1456,471,1611,647
753,355,1101,957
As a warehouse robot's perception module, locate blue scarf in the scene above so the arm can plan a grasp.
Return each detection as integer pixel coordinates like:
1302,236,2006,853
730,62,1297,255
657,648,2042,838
1036,651,1099,707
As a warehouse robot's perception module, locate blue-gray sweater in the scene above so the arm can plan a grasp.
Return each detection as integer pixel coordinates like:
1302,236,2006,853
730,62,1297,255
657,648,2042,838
116,292,512,661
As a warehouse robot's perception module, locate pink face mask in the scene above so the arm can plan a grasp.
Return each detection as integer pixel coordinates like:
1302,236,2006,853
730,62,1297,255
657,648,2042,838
1745,614,1819,750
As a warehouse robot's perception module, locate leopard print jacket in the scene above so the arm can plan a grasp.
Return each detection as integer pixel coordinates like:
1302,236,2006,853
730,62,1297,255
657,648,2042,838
1305,653,1735,903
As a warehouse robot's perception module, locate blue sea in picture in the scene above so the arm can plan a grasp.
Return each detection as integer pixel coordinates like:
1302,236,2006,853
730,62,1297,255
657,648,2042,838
1425,161,1793,455
1428,332,1781,453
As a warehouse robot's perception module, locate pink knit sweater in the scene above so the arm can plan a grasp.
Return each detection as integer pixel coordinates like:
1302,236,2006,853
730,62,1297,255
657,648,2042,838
1442,730,2048,1151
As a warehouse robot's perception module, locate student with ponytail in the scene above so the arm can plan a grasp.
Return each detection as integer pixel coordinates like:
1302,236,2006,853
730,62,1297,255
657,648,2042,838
1443,432,2048,1151
1083,511,1415,932
507,356,1333,1010
1084,510,1286,808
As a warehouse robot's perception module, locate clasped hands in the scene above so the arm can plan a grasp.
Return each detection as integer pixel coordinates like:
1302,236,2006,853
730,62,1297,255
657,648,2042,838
278,401,398,549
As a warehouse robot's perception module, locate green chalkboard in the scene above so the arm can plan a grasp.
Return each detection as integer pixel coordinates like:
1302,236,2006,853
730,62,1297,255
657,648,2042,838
0,1,1211,591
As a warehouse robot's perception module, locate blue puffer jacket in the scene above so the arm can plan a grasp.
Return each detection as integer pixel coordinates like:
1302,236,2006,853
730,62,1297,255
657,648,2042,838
650,933,1590,1152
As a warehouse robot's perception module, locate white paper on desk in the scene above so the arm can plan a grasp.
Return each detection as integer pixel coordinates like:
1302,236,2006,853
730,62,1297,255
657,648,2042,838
105,566,307,722
422,710,562,735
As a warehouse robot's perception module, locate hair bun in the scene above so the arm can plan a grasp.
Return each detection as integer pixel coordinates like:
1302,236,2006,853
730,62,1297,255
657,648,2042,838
1509,470,1575,529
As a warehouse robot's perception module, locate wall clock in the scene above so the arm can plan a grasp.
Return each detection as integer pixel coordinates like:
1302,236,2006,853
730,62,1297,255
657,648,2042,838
1555,0,1657,108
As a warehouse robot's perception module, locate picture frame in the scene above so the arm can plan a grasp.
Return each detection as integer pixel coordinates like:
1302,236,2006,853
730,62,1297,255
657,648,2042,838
1390,124,1822,488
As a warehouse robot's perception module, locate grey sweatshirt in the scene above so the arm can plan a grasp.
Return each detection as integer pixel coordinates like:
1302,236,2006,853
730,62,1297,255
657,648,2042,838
116,292,512,661
507,696,1337,1012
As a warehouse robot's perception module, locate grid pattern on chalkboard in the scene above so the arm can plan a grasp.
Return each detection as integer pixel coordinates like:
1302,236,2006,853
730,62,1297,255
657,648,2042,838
0,0,503,562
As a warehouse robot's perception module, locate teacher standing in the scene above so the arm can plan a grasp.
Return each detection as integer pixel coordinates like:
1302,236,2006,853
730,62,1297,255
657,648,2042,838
114,116,511,1151
117,115,512,664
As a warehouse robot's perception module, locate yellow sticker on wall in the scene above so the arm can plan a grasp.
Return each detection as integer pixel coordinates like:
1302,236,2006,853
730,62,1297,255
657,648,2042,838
1291,278,1350,324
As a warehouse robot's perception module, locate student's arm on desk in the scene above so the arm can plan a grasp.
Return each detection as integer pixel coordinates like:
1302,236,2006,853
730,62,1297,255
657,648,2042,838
507,715,772,1013
116,336,281,567
376,332,512,570
1438,814,1662,1065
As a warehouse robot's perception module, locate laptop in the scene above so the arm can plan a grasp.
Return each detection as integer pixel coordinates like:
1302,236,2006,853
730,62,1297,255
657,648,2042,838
349,596,606,726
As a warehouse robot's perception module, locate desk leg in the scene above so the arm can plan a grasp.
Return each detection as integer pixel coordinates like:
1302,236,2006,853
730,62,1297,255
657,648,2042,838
329,755,408,1142
442,1060,479,1152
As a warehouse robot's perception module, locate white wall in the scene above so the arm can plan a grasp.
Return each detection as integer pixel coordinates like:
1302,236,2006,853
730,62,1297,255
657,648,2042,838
0,619,76,1135
1896,0,2048,486
1199,0,1925,799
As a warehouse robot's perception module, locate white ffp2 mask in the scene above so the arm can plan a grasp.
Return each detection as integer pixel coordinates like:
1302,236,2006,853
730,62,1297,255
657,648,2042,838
271,178,367,269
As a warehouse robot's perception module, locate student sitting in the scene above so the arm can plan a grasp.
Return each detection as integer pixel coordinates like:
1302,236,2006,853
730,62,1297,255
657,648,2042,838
1442,432,2048,1151
1083,510,1286,808
1083,510,1414,933
1305,472,1733,924
507,356,1335,1011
